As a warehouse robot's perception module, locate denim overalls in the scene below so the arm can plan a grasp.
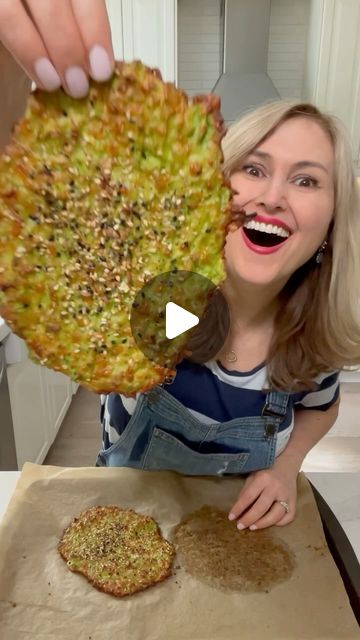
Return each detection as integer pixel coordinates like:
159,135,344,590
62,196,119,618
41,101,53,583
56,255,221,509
96,379,291,475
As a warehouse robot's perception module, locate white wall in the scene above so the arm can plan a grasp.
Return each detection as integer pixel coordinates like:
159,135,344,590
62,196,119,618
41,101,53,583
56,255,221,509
267,0,310,100
302,0,324,101
224,0,271,74
177,0,222,96
178,0,311,100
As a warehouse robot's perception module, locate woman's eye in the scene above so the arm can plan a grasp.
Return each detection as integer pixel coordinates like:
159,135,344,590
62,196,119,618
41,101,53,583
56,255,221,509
294,176,319,188
243,164,263,177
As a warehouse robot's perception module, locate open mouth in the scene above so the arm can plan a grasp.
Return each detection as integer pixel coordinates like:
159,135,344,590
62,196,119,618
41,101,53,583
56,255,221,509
242,220,290,247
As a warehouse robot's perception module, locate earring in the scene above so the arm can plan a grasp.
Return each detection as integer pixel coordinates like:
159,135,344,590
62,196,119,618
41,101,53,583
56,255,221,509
315,240,328,264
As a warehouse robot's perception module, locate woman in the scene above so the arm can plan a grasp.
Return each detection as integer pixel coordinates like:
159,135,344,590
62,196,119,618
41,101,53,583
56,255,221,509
99,101,360,535
1,1,360,532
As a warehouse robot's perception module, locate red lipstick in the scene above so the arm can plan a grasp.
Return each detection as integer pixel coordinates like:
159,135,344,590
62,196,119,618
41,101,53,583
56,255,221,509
240,228,288,254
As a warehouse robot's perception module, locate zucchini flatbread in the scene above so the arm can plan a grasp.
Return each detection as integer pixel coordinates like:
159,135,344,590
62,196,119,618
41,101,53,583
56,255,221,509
0,60,232,395
58,505,175,597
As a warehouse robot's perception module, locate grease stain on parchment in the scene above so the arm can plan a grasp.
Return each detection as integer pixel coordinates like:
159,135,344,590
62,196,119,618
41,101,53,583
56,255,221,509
172,505,297,593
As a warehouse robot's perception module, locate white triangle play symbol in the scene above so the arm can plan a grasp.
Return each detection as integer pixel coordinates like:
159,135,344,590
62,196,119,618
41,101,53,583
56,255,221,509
165,302,199,340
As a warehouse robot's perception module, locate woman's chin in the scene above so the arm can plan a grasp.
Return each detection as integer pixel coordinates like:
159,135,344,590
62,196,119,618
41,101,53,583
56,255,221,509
225,260,288,288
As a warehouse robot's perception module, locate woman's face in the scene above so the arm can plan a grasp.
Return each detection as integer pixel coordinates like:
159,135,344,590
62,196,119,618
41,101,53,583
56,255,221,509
225,116,335,288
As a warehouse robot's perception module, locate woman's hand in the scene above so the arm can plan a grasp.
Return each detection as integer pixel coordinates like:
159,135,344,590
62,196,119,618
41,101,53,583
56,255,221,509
0,0,114,97
228,454,301,530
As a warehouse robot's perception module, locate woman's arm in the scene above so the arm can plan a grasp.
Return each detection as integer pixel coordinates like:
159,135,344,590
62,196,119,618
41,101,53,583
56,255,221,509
228,396,341,530
275,394,341,472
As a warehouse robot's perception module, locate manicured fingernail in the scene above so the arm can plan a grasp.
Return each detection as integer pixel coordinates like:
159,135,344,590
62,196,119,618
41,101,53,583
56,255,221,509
228,513,236,521
34,58,61,91
89,45,113,81
249,525,257,530
237,522,245,530
65,66,89,98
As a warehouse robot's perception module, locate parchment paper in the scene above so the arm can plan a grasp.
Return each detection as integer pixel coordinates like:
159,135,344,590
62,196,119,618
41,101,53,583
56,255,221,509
0,463,358,639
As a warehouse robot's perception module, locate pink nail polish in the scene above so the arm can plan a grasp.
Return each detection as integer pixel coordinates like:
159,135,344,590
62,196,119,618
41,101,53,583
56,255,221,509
228,513,236,521
249,525,257,530
65,66,89,98
34,58,61,91
89,45,113,81
237,522,245,530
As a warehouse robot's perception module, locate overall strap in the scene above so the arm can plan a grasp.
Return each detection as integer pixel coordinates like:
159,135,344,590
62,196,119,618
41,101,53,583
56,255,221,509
262,389,291,418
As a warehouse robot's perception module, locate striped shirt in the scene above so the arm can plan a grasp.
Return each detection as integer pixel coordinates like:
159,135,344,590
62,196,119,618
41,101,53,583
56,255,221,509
100,358,340,458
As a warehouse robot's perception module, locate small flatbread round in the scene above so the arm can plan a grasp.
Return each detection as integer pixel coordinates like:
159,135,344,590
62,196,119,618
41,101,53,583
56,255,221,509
0,60,231,395
58,505,175,597
173,505,296,593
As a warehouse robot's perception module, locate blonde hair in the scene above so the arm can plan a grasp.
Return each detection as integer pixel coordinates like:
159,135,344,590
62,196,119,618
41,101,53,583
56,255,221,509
188,100,360,391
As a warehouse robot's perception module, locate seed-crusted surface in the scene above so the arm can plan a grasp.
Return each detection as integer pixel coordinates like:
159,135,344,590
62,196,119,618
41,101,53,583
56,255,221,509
58,505,175,597
173,505,296,593
0,60,232,395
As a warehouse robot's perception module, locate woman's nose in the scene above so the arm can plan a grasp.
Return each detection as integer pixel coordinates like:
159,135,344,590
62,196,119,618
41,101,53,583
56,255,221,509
255,179,287,212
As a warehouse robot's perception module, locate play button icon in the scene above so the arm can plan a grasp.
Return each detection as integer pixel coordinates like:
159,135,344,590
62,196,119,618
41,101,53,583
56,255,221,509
165,302,199,339
130,270,230,368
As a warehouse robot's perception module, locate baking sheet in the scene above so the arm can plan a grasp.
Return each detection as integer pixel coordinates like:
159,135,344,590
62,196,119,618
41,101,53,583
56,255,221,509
0,462,358,639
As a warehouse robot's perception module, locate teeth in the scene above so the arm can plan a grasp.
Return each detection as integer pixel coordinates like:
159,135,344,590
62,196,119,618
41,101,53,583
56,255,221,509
244,220,290,238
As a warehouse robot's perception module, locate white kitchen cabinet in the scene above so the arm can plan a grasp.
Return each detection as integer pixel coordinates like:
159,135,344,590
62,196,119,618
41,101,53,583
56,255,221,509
305,0,360,172
71,381,80,394
6,357,74,469
43,368,74,442
105,0,177,82
7,360,50,469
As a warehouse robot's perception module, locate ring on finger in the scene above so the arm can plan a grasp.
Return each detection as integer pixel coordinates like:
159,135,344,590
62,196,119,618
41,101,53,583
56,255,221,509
275,499,290,513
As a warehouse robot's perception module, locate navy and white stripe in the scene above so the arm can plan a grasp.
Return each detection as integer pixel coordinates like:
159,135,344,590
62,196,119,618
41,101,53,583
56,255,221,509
100,358,340,457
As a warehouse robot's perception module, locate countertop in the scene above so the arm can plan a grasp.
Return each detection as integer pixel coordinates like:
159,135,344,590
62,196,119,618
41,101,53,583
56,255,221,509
0,470,359,561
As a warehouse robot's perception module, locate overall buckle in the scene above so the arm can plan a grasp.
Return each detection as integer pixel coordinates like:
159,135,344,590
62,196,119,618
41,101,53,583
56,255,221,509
261,403,283,418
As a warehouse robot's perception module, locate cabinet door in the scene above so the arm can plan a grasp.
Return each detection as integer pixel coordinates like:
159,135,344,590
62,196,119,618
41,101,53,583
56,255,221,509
314,0,360,168
7,360,50,468
44,368,73,441
71,381,79,394
122,0,176,81
105,0,124,59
